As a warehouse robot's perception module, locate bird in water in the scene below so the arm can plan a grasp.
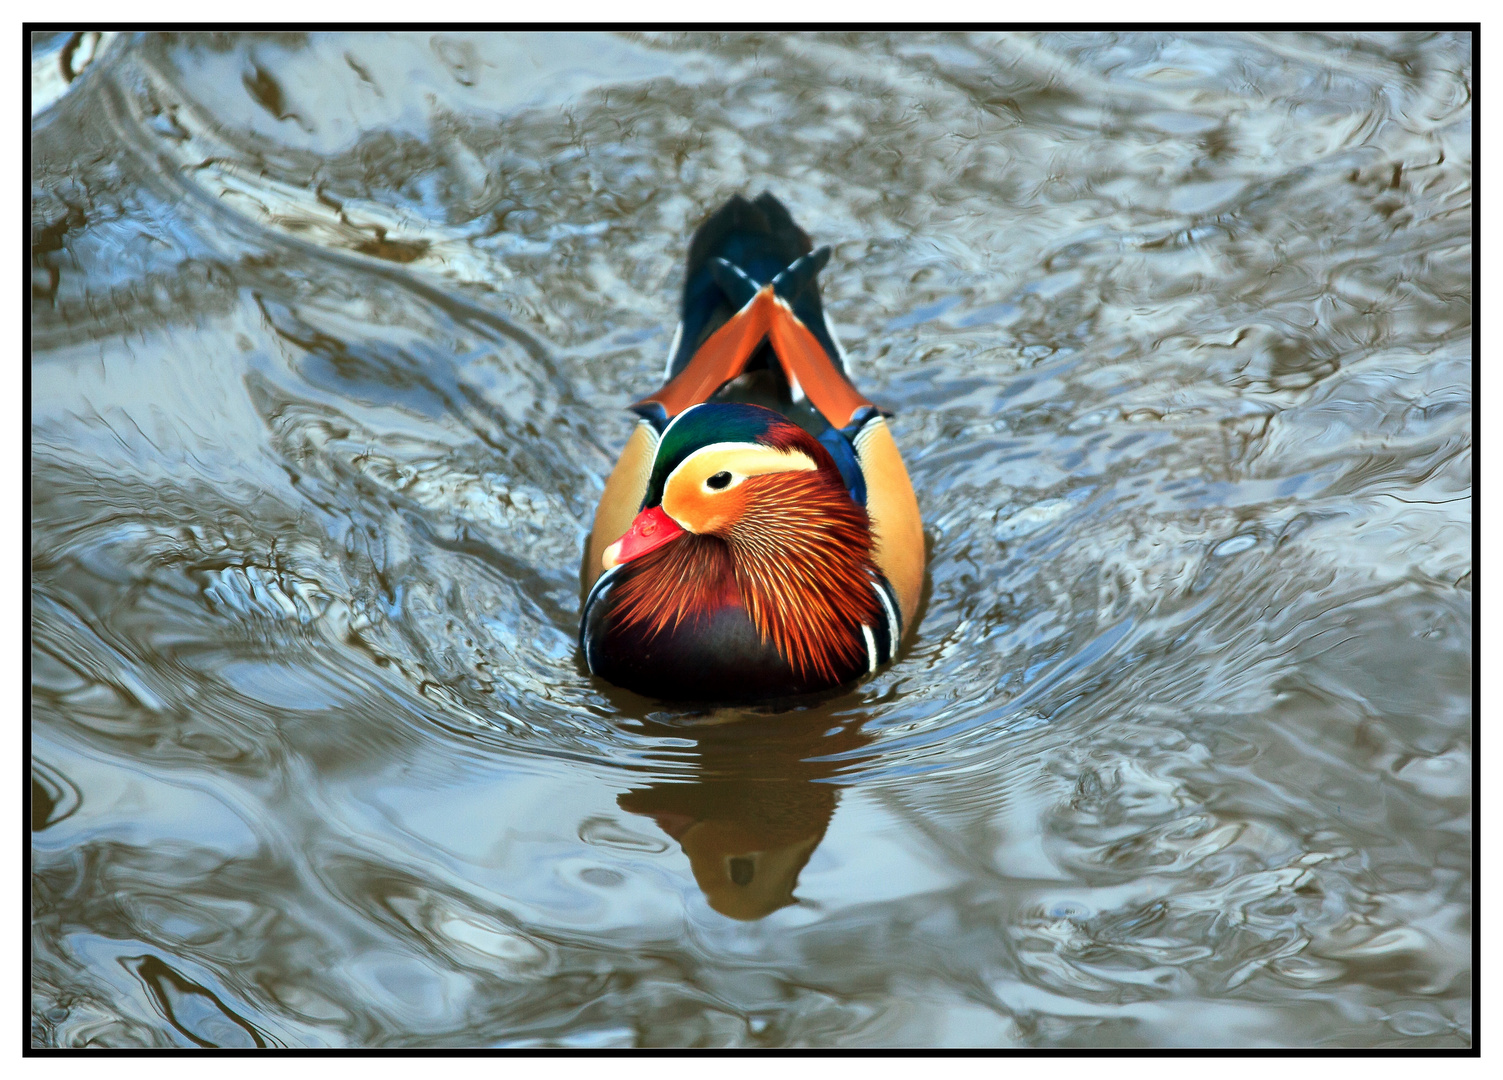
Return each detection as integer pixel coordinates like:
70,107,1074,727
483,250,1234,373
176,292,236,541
581,193,923,701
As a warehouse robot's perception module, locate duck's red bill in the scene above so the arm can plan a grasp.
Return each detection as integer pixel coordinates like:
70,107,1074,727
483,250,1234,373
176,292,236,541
603,506,686,569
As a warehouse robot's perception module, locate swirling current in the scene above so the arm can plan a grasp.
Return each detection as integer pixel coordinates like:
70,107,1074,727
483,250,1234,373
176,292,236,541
31,31,1472,1048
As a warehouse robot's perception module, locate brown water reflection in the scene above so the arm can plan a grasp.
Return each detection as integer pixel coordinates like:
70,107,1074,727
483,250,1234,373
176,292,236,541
620,715,874,920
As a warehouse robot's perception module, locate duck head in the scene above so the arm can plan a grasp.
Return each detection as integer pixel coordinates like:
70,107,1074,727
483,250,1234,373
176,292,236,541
600,402,884,688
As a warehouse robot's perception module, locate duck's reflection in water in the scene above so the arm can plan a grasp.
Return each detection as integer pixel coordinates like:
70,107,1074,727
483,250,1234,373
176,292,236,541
619,713,874,921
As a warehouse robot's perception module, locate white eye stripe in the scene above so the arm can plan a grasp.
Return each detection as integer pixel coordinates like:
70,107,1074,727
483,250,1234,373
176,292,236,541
663,442,816,492
664,441,758,493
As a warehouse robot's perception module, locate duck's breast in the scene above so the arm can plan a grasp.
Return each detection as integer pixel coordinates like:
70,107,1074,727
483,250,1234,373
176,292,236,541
581,569,867,701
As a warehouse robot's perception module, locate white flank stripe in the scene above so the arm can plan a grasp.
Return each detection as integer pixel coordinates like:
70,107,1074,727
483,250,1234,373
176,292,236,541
872,579,900,650
861,624,878,674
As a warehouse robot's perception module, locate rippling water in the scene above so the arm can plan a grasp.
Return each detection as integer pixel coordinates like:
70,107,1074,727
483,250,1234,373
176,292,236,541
30,31,1472,1048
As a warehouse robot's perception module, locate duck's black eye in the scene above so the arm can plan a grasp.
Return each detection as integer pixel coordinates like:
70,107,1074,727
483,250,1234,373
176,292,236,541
706,471,733,490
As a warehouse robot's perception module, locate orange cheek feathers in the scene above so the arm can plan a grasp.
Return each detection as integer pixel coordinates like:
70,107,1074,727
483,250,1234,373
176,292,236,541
662,483,750,538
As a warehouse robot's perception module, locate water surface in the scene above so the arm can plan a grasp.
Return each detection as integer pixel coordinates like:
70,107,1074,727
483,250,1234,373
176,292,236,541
31,30,1472,1048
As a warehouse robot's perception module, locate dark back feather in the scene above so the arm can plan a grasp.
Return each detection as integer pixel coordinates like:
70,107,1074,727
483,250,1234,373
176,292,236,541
669,193,846,379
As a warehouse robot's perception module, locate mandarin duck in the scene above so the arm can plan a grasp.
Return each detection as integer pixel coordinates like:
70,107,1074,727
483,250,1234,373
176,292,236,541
581,193,924,701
